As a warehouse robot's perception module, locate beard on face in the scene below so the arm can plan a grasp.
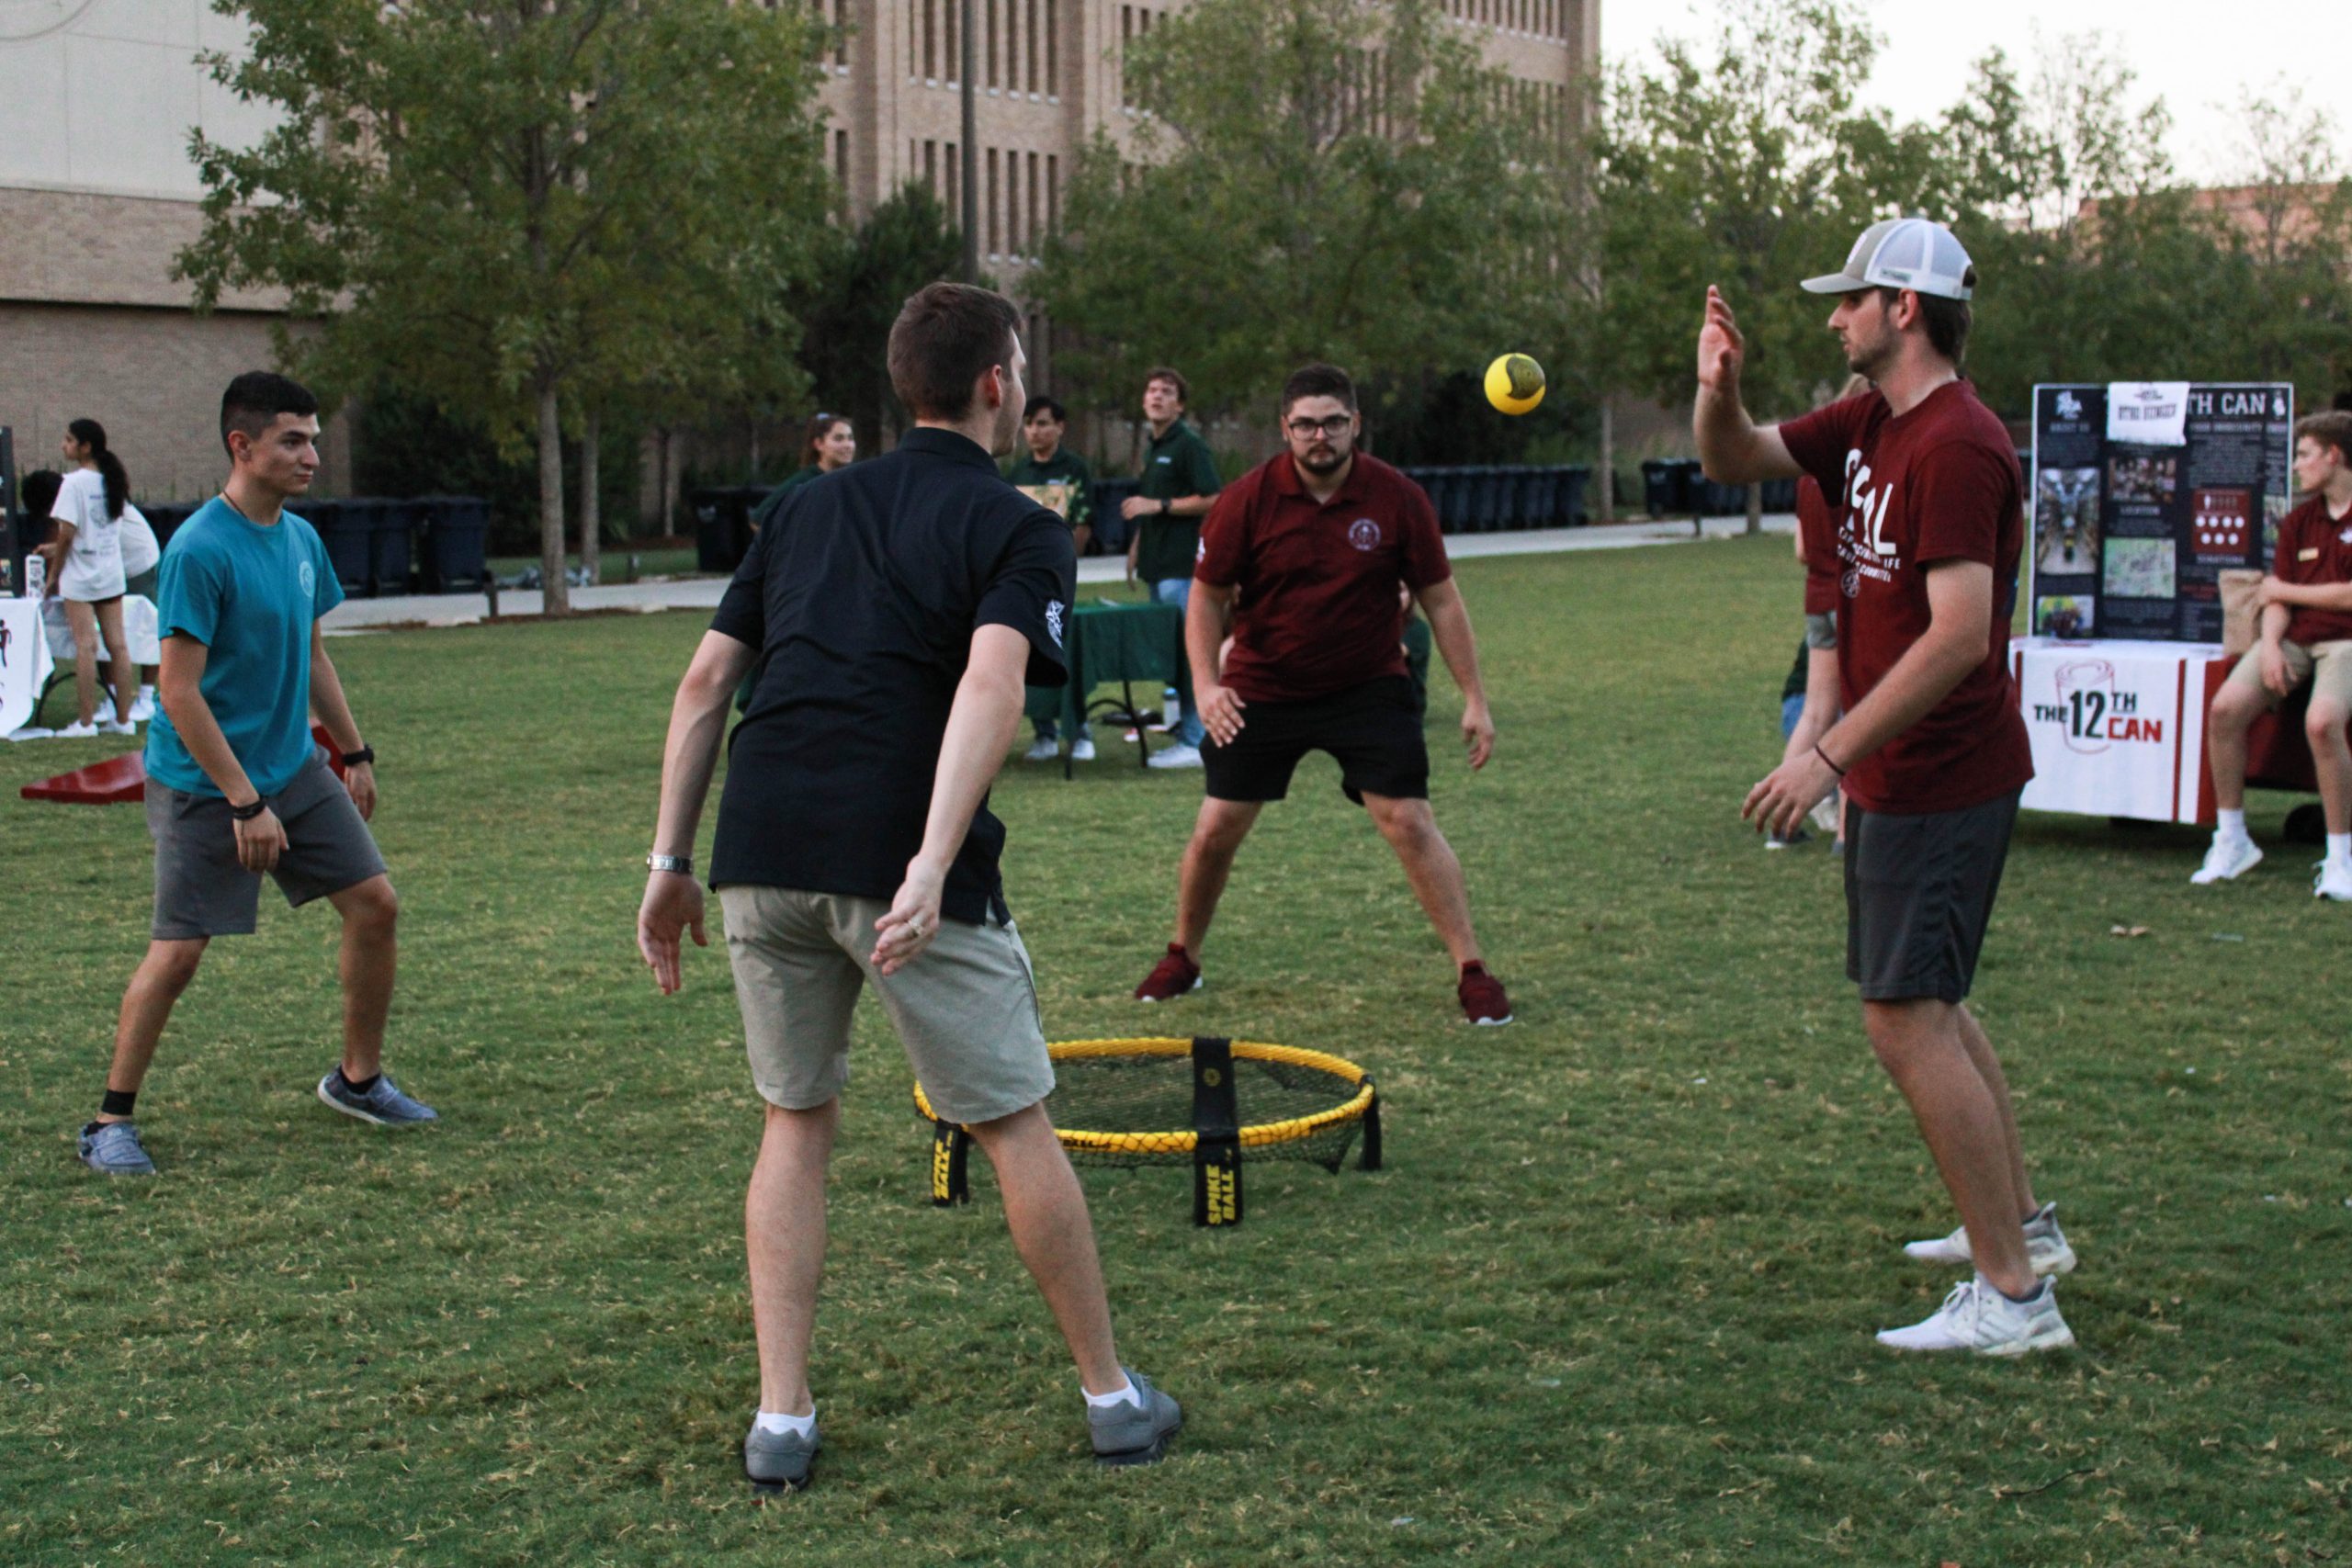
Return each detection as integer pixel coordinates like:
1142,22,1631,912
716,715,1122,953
1295,441,1349,476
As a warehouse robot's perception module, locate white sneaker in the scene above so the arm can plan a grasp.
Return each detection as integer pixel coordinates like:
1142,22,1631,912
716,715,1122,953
1023,738,1061,762
1147,742,1203,770
1903,1201,2077,1276
97,718,137,737
55,719,100,739
129,690,157,723
2314,858,2352,902
1876,1277,2075,1355
1808,795,1841,835
1070,737,1097,761
2189,834,2262,885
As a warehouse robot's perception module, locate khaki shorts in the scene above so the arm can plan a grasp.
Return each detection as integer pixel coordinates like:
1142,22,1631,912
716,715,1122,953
718,886,1054,1125
2224,637,2352,711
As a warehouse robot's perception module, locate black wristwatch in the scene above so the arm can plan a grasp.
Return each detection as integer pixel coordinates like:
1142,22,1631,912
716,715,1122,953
230,797,269,821
342,746,375,767
1159,497,1172,516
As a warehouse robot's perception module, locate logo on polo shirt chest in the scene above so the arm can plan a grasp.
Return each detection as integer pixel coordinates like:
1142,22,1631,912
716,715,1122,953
1347,518,1381,551
2340,525,2352,547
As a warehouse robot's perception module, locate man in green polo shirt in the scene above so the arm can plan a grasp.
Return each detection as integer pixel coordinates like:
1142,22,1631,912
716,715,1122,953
1121,367,1221,767
1009,394,1099,761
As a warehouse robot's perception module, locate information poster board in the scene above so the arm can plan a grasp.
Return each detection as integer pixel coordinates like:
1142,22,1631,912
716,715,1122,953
2027,382,2294,644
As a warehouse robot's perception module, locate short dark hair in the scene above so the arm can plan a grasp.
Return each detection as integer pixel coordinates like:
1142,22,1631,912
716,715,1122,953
1023,394,1068,423
1144,367,1189,407
1876,283,1973,365
2297,410,2352,465
19,468,62,521
1281,363,1357,415
220,371,319,458
888,283,1021,421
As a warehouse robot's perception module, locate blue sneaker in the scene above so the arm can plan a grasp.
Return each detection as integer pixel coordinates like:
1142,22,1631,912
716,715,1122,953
79,1119,157,1175
316,1069,438,1126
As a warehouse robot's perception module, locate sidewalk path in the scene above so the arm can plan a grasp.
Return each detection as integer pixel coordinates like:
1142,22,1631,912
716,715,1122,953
322,513,1799,631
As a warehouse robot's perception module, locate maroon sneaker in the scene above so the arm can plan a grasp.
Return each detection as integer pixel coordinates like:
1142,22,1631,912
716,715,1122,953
1135,943,1203,1002
1457,962,1512,1026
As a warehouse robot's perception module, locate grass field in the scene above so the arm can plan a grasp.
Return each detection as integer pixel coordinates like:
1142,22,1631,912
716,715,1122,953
4,536,2346,1565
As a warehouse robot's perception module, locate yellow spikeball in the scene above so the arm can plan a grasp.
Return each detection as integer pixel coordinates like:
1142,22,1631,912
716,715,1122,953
1485,354,1545,415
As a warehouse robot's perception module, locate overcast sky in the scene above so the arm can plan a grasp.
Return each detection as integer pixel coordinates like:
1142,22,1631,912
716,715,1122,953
1600,0,2348,185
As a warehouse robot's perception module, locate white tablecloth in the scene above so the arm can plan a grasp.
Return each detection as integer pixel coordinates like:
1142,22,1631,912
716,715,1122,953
2011,636,2227,825
1,595,57,735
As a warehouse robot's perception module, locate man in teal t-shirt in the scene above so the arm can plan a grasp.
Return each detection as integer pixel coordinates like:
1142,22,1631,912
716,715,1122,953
76,371,436,1179
1119,367,1221,766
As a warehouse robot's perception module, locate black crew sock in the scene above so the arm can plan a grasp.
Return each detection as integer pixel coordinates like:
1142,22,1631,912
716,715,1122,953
1994,1279,2045,1305
341,1071,381,1096
99,1088,137,1119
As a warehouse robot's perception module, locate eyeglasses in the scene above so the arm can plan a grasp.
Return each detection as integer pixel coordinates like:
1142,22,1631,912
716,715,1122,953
1284,415,1352,439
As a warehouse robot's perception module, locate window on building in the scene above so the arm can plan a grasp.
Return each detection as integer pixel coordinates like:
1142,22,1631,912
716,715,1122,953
924,139,938,196
1026,151,1040,251
987,0,998,86
922,0,935,78
1006,147,1021,254
945,141,959,216
1046,152,1059,231
987,148,1000,254
944,0,957,82
1046,0,1057,93
1024,0,1038,94
836,129,849,185
1120,6,1132,107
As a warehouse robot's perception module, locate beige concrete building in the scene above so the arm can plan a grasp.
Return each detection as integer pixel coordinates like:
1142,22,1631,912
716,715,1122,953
5,0,1595,522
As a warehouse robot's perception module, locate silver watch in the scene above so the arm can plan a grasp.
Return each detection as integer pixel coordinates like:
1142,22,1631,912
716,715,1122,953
646,853,693,875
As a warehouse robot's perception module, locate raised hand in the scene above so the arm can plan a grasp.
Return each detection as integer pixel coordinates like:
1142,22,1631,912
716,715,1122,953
1698,286,1747,394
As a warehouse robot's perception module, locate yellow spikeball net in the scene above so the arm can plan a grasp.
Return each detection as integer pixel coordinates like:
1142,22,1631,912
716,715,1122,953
915,1035,1382,1226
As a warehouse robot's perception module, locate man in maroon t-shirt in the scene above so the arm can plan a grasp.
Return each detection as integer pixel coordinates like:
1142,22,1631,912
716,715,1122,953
1129,363,1512,1026
2194,410,2352,900
1694,218,2075,1357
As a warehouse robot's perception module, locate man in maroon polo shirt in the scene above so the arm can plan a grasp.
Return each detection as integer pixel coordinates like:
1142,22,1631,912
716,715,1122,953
1130,363,1512,1026
2193,409,2352,900
1697,218,2076,1357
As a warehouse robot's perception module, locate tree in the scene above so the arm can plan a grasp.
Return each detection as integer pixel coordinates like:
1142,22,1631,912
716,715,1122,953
1029,0,1580,423
791,183,965,449
177,0,836,611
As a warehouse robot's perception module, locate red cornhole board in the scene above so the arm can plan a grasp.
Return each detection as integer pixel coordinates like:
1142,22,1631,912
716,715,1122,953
20,725,345,805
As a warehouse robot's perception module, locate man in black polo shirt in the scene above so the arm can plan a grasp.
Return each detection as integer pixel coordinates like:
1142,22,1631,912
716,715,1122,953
637,283,1181,1491
1131,363,1513,1026
1121,367,1222,768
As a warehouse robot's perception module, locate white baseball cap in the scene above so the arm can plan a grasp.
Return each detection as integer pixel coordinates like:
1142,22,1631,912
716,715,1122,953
1801,217,1974,300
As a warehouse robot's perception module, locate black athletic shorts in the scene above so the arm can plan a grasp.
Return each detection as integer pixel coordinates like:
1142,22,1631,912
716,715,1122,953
1844,790,2019,1003
1203,674,1428,807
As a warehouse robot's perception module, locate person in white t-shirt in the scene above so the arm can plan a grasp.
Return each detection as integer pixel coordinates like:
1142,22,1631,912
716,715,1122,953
40,418,139,738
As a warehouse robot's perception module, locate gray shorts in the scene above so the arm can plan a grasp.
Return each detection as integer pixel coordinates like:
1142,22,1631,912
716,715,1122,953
1844,791,2018,1004
718,885,1054,1125
148,750,389,940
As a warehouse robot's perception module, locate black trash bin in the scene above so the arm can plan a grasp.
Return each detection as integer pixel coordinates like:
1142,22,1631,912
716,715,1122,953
309,501,370,593
369,498,418,594
1695,472,1747,516
1761,477,1798,513
690,487,751,573
418,495,491,592
141,502,198,554
1091,478,1141,554
1641,459,1688,518
1558,465,1590,527
1496,466,1534,529
1522,467,1559,528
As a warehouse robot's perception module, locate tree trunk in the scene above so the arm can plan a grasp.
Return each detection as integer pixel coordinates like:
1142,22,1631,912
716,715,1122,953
580,407,602,588
1745,479,1763,536
537,379,571,615
1595,400,1615,525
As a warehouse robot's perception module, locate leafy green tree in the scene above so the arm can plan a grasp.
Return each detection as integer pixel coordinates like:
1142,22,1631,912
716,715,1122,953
177,0,836,610
791,184,966,449
1029,0,1579,423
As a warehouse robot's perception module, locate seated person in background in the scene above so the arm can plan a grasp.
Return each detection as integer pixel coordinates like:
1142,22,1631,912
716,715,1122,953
2194,410,2352,900
1010,396,1098,761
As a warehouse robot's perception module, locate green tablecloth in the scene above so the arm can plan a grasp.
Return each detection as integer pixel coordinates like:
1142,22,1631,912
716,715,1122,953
1024,599,1190,737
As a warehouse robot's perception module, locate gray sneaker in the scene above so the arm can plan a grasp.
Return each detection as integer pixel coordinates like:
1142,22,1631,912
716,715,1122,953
316,1069,438,1126
743,1420,820,1495
1088,1368,1182,1466
79,1119,156,1176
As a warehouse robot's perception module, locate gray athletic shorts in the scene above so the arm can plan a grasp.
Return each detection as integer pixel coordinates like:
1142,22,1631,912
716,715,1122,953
718,885,1055,1125
148,750,389,940
1843,790,2019,1004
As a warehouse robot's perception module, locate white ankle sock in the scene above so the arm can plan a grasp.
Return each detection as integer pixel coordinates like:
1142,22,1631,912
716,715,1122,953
2217,808,2247,840
2329,833,2351,864
1083,1376,1138,1411
754,1406,816,1438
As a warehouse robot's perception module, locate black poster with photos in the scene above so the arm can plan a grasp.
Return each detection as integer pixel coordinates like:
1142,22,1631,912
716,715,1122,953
2028,383,2295,645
